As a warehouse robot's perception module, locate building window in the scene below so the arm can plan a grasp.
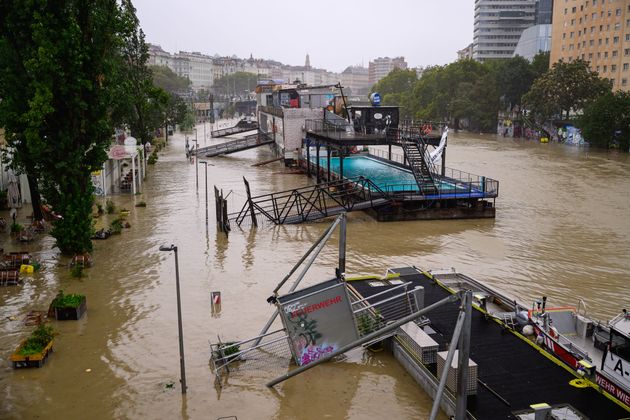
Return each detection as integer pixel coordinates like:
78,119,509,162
563,32,567,39
612,65,617,71
625,48,630,56
613,50,618,57
623,63,629,71
614,36,619,43
622,78,628,86
603,65,607,72
564,8,568,14
605,52,609,58
616,9,621,16
626,34,630,41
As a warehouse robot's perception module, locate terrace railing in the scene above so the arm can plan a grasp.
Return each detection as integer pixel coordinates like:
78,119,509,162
230,176,391,226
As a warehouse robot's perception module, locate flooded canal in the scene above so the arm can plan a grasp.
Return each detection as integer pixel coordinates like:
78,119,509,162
1,124,629,419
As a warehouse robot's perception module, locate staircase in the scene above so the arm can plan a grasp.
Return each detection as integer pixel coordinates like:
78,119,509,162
400,140,438,195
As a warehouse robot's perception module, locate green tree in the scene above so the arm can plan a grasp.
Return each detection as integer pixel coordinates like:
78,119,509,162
150,65,190,93
370,68,418,119
0,0,126,254
523,59,611,121
491,56,535,108
577,91,630,150
213,72,258,98
531,51,550,79
117,0,167,145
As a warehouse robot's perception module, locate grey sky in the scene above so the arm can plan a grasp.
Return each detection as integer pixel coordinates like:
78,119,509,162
132,0,473,73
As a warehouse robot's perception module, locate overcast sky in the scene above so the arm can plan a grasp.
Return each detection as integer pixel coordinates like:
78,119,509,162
132,0,474,73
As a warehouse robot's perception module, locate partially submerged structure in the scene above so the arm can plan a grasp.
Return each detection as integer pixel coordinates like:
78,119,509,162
208,215,630,419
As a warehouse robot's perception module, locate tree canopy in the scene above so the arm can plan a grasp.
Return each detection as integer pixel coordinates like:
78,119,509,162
577,91,630,150
212,72,258,99
0,1,141,254
522,59,611,121
151,65,191,93
369,53,550,132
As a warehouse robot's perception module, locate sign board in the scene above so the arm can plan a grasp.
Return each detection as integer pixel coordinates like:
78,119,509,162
277,279,358,366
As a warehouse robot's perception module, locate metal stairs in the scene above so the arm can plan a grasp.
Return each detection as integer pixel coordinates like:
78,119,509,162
399,139,438,195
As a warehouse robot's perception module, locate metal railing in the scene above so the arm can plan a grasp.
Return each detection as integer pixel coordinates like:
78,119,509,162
230,176,391,226
366,148,499,198
196,133,272,157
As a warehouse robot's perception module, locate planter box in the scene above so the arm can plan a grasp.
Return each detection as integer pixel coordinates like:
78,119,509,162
11,339,54,368
54,296,87,320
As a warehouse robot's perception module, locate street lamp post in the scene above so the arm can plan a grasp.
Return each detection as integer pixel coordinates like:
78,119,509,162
158,244,187,394
191,136,199,192
199,161,209,230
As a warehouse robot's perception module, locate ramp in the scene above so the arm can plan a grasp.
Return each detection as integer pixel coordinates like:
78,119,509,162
194,133,273,157
211,119,258,138
231,176,392,226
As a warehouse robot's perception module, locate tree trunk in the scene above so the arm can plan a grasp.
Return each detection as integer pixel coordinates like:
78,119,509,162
27,174,44,221
165,122,169,142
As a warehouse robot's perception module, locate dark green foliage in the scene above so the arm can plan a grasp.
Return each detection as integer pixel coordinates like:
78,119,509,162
214,342,241,361
70,265,84,278
577,91,630,149
51,290,85,308
522,59,612,121
105,200,116,214
0,1,130,254
135,201,146,207
150,65,190,93
110,218,124,234
147,152,158,165
10,222,23,234
18,324,55,356
213,72,258,98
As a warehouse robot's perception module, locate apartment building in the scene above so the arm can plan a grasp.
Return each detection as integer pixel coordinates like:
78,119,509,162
473,0,537,61
341,66,370,94
368,57,408,85
550,0,630,91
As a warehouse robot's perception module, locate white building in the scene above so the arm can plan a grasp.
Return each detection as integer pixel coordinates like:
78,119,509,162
368,57,408,85
472,0,536,62
341,66,370,95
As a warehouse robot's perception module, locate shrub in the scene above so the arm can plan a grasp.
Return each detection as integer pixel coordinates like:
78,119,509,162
18,324,55,356
51,290,85,308
105,199,116,214
70,265,84,278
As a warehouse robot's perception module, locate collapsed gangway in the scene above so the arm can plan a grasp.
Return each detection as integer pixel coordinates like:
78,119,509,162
193,133,273,158
229,176,391,226
208,214,474,420
210,118,258,138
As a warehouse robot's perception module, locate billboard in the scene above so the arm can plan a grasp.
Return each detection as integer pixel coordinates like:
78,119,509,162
278,279,358,366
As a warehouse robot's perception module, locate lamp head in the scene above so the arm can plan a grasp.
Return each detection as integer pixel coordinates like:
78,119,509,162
159,244,176,252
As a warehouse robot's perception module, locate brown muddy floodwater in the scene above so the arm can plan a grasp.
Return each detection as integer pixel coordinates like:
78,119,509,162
1,124,629,419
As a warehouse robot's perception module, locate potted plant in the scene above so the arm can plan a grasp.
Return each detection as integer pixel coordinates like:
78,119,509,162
50,290,87,320
10,323,55,368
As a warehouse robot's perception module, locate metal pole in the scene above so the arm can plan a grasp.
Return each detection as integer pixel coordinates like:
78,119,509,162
266,293,459,388
205,164,208,229
429,297,468,420
173,247,188,394
338,213,346,278
195,143,199,192
455,291,472,420
255,216,343,346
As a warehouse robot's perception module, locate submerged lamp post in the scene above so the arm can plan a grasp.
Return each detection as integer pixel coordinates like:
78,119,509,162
199,161,209,229
159,244,188,394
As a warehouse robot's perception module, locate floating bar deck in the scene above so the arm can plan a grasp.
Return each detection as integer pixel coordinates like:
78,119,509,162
346,267,628,419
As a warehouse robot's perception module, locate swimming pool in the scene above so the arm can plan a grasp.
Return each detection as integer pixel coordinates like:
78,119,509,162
312,155,486,197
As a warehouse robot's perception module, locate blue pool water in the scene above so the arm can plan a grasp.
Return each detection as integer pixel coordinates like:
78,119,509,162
314,156,460,193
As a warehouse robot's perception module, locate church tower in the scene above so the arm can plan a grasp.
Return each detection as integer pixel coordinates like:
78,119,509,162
305,53,311,70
